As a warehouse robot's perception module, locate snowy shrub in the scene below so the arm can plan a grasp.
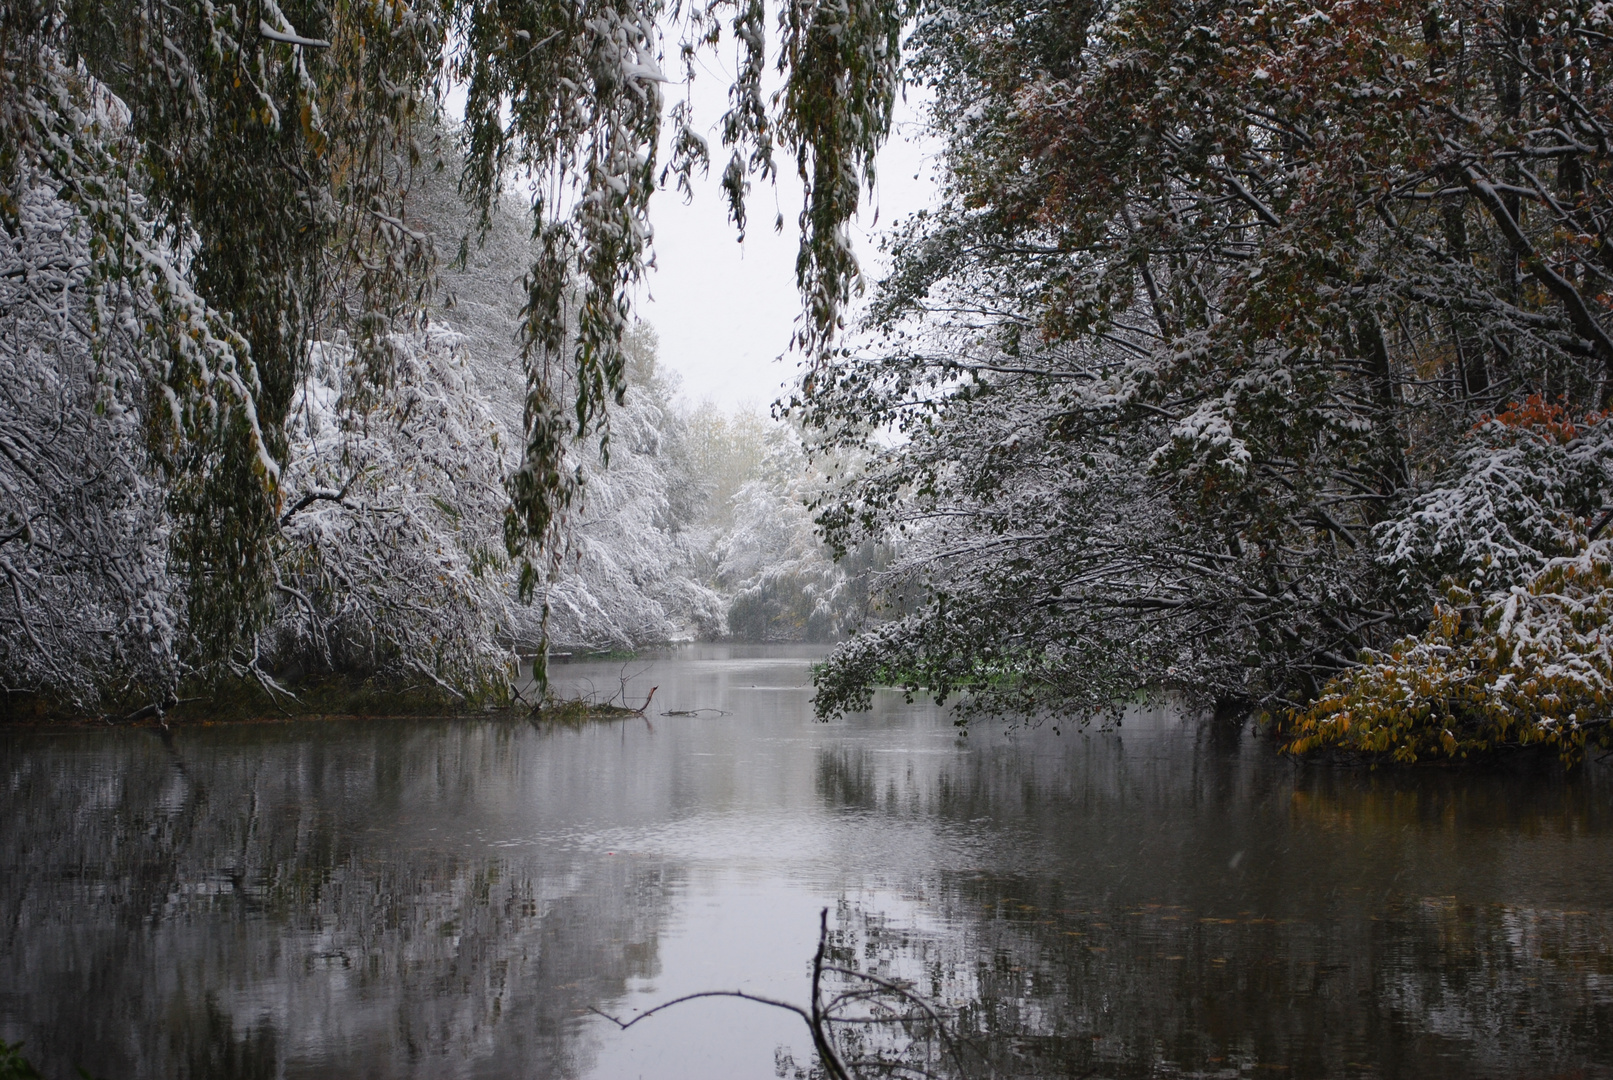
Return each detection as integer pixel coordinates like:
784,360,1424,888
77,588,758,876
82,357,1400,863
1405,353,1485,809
1288,542,1613,765
1287,401,1613,763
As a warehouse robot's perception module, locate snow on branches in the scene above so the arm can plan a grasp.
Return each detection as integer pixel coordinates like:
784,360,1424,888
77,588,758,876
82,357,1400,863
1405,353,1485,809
799,0,1613,746
1290,542,1613,764
720,430,867,643
532,366,728,652
268,330,515,700
1,184,179,709
1378,399,1613,596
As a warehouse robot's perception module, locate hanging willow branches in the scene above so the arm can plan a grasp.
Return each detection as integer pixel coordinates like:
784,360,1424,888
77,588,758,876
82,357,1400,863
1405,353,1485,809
1,0,903,686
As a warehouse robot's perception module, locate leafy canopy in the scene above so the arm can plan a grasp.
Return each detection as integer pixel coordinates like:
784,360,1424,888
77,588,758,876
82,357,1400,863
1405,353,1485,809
1,0,905,670
802,0,1613,733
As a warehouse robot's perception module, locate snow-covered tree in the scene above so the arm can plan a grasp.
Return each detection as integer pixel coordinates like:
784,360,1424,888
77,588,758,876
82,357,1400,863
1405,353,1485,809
414,157,734,654
1,0,896,711
267,329,515,699
529,338,727,650
0,183,179,710
720,428,868,643
801,0,1613,741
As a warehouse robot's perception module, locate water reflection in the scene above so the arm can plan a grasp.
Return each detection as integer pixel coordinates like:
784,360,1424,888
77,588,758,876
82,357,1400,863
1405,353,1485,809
816,719,1613,1078
1,723,675,1079
0,646,1610,1079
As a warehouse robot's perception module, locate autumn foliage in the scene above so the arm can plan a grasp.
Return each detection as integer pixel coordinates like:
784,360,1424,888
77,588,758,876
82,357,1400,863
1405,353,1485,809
1287,544,1613,764
1486,396,1607,446
1290,398,1613,763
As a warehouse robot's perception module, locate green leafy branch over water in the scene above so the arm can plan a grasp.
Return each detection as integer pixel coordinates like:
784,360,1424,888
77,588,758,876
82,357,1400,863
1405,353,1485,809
0,1039,103,1080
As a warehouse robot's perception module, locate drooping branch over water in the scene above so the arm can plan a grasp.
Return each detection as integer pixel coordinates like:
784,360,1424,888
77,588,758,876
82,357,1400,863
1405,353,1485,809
1,0,901,712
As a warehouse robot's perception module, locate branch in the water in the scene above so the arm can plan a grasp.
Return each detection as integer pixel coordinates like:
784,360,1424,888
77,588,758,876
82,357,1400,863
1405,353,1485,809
590,989,810,1030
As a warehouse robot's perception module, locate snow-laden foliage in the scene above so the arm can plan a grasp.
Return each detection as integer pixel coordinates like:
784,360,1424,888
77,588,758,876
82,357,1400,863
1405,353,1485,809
721,430,868,643
415,165,750,654
1291,543,1613,764
0,184,178,709
267,330,515,699
526,373,861,651
1379,401,1613,595
0,28,870,712
0,160,850,710
416,148,856,653
2,3,453,664
800,0,1613,738
531,359,727,651
808,336,1263,721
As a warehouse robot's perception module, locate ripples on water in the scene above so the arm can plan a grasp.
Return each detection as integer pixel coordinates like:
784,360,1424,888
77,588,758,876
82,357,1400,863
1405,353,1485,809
2,644,1611,1078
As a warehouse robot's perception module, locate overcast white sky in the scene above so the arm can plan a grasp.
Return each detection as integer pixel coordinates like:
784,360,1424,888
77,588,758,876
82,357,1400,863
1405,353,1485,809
443,43,940,413
635,71,938,413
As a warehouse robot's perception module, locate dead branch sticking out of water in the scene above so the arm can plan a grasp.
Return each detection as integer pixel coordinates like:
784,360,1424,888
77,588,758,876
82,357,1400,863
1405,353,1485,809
590,908,976,1080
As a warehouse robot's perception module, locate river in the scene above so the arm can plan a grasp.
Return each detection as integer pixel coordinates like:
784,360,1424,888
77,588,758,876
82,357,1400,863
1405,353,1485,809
2,644,1611,1078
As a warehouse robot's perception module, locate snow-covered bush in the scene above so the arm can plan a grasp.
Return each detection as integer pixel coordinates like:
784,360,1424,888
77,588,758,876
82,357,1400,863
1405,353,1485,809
1289,543,1613,764
1286,401,1613,762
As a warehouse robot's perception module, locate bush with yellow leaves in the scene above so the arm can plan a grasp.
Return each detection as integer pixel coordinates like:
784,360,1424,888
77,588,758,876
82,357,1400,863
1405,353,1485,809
1285,542,1613,764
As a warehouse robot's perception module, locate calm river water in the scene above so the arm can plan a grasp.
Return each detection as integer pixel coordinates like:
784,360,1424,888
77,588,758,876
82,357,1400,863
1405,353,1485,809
3,645,1612,1079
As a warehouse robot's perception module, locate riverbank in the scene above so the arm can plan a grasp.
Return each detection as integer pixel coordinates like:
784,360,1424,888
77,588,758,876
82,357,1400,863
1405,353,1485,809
0,674,649,729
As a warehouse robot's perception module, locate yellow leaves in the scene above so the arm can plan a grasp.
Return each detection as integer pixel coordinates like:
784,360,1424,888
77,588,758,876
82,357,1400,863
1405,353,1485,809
298,103,327,158
1287,545,1613,765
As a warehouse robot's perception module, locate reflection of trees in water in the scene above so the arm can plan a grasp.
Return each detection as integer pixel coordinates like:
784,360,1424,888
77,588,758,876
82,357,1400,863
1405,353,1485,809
824,880,1613,1078
0,725,677,1080
858,889,1613,1076
812,729,1613,1078
178,998,278,1080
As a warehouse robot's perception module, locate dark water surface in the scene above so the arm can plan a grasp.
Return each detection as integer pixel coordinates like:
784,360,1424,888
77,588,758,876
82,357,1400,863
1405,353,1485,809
3,645,1612,1079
